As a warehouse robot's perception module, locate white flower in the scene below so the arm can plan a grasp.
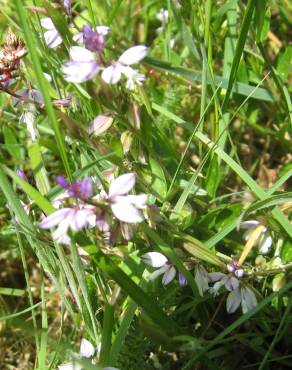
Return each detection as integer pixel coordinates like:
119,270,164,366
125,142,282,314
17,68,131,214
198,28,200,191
39,205,96,244
41,18,62,48
156,8,169,24
101,45,147,88
141,252,176,285
107,173,147,223
241,220,273,254
58,338,119,370
61,46,99,83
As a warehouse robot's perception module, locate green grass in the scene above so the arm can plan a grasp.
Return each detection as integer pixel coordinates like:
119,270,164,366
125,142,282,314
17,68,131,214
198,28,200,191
0,0,292,369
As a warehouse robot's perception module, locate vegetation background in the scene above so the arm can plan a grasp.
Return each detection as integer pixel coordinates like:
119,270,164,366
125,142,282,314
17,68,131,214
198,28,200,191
0,0,291,369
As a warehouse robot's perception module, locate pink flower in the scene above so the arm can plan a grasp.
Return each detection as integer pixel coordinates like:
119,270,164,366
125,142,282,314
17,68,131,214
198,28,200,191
61,47,99,83
39,205,96,244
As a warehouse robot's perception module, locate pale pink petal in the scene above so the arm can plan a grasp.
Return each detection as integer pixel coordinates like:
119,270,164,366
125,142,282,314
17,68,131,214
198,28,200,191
73,32,83,43
111,200,144,223
71,210,88,231
69,46,95,62
162,266,176,285
109,173,136,197
61,61,99,83
79,338,95,358
88,115,113,136
118,45,148,65
141,252,168,267
39,208,71,229
101,65,122,84
58,363,74,370
124,194,147,209
226,288,241,313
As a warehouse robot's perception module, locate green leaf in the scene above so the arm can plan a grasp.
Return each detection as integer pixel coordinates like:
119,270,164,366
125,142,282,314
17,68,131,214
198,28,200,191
144,57,275,102
148,156,167,199
3,126,23,162
277,46,292,81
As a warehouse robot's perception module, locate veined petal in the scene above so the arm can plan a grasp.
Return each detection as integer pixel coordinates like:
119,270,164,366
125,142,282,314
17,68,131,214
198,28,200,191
241,287,257,314
109,173,136,197
208,272,226,283
111,200,144,223
226,288,241,313
41,18,55,30
71,210,88,231
141,252,168,267
101,65,122,84
258,233,272,254
69,46,95,62
80,177,93,198
44,30,62,49
79,338,95,358
62,60,99,83
88,115,113,136
118,45,147,65
39,208,70,229
162,266,176,285
224,276,240,291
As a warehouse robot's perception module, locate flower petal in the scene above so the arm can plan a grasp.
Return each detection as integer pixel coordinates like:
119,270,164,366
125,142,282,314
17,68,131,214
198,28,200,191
58,363,74,370
62,61,99,83
109,173,136,197
224,277,240,291
208,272,226,283
195,265,209,296
148,265,169,281
80,177,93,198
162,266,176,285
96,26,111,35
118,45,148,65
258,233,272,254
41,18,55,30
88,115,113,136
124,194,147,209
226,288,241,313
110,200,144,223
240,220,260,229
101,65,122,84
44,30,62,49
241,287,257,314
141,252,168,267
71,210,88,231
69,46,95,62
39,208,70,229
79,338,95,358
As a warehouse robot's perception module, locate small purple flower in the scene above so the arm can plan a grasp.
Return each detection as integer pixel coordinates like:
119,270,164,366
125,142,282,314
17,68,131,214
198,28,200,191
83,24,106,52
178,272,187,288
16,169,28,181
39,205,96,245
226,286,257,314
56,176,93,200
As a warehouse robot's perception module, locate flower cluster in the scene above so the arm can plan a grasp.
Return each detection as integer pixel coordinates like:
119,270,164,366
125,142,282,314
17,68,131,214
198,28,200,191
40,13,147,89
39,173,148,245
